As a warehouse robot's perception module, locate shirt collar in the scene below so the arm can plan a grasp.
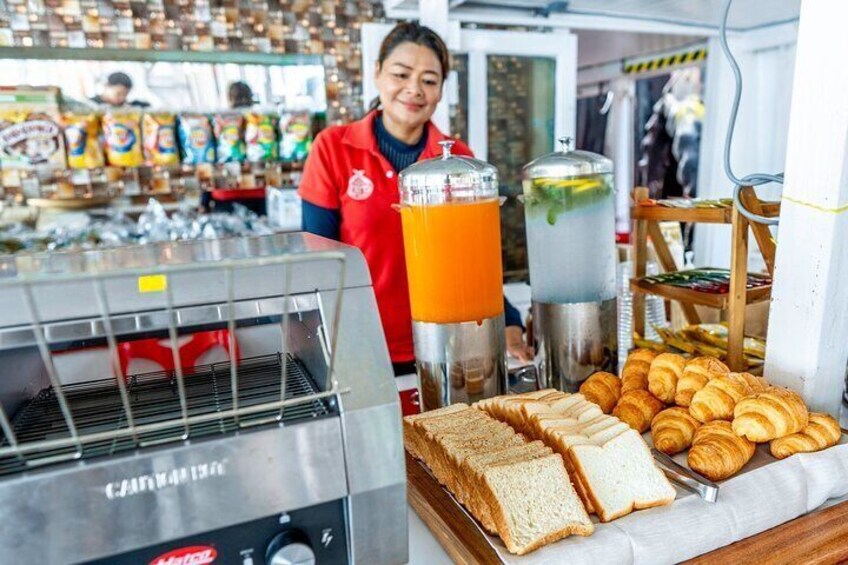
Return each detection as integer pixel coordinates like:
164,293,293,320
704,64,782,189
343,110,449,159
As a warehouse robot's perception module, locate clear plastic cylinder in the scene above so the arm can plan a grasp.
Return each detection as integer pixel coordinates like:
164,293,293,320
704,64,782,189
399,141,504,324
523,140,617,305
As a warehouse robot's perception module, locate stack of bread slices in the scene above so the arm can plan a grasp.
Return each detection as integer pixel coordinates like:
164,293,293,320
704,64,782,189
475,389,677,522
403,402,594,555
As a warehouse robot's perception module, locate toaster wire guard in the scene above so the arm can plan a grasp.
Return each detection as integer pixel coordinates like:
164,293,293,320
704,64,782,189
0,250,349,473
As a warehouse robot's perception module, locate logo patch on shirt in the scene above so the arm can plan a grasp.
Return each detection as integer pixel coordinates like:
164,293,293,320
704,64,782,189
347,169,374,200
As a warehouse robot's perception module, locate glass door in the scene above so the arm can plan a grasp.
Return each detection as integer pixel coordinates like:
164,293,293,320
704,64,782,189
459,29,576,281
486,54,556,279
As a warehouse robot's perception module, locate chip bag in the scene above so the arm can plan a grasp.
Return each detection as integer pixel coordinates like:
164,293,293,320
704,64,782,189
62,113,104,169
178,114,216,164
102,111,144,167
213,113,246,163
279,111,312,162
245,112,278,163
142,112,180,166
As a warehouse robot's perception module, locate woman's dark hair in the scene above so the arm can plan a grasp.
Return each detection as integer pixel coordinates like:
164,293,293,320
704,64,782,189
368,22,450,113
228,81,254,109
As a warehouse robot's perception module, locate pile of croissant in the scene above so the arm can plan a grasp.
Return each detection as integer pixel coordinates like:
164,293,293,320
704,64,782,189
579,350,843,481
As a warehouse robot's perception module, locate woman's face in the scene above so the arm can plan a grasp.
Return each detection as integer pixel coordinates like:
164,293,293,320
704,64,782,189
374,41,443,130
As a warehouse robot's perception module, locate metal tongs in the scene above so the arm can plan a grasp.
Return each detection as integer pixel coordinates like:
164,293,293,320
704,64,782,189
651,448,719,503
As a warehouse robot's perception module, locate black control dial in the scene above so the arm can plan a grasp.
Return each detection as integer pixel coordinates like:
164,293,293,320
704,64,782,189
266,529,316,565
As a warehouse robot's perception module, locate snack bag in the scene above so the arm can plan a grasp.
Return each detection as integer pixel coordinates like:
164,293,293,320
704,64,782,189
0,110,67,169
62,113,104,169
102,111,144,167
213,113,246,163
178,114,215,164
142,112,180,166
279,111,312,162
245,112,278,163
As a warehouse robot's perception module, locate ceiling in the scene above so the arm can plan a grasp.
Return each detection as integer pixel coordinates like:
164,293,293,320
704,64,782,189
393,0,801,32
574,29,701,68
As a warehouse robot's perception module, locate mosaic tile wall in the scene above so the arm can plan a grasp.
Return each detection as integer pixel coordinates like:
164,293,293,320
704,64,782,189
487,54,555,282
0,0,385,125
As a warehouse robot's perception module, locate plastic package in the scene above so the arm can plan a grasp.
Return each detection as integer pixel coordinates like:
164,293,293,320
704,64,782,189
142,113,180,166
62,113,105,169
178,114,216,164
102,111,144,167
245,113,278,163
279,110,312,162
213,113,246,163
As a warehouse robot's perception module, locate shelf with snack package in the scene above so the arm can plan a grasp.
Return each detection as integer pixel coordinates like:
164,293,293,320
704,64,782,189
0,87,316,213
630,186,780,371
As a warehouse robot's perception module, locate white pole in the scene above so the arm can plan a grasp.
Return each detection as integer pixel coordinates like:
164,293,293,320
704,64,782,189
764,0,848,418
609,77,634,236
419,0,451,132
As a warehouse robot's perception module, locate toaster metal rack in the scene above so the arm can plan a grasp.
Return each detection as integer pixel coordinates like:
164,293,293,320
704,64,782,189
0,233,407,565
1,353,333,476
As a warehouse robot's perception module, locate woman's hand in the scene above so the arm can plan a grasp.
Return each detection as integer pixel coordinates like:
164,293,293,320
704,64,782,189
505,325,535,363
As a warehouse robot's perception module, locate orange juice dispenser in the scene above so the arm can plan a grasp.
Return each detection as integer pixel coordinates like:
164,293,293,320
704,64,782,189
399,140,506,411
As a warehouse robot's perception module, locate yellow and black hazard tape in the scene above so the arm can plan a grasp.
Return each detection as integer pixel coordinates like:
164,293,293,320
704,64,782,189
623,48,707,74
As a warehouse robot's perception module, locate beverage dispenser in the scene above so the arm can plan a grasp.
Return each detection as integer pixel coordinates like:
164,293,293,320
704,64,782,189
523,137,617,391
399,140,506,411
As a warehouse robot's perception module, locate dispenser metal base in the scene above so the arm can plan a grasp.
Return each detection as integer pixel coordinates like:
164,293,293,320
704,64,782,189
533,298,617,392
412,315,507,412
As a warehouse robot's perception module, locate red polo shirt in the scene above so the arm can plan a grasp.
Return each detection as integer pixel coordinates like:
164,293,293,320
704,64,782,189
298,111,473,363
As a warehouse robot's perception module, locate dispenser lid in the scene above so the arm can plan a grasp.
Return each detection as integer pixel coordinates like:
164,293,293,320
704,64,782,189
399,140,498,203
523,137,613,179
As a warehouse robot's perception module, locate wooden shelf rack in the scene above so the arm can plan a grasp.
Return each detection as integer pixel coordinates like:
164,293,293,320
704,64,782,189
630,186,780,370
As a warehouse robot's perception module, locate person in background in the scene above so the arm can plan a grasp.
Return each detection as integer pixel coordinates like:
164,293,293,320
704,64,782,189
90,72,150,108
299,22,533,376
228,81,254,109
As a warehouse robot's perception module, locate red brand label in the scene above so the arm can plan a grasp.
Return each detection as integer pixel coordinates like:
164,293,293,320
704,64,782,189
149,545,217,565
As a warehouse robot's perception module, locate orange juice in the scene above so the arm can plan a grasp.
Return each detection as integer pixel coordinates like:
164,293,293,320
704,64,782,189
401,198,504,324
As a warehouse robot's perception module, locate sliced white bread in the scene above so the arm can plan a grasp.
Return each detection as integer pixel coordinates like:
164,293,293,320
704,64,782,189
569,428,677,522
461,441,552,534
481,453,594,555
403,403,469,459
435,427,526,495
413,408,489,468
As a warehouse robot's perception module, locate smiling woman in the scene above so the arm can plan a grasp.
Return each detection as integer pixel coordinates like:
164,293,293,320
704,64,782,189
298,22,533,376
369,25,449,144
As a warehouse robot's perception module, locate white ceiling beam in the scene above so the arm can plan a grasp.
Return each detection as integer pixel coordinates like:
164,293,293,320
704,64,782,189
386,6,728,36
382,0,409,10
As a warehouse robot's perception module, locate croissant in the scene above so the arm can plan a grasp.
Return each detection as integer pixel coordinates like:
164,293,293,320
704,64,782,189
579,372,621,414
651,407,701,455
621,349,657,394
770,412,842,459
648,353,686,404
688,372,768,423
688,421,755,481
675,356,729,407
732,387,809,442
612,389,664,433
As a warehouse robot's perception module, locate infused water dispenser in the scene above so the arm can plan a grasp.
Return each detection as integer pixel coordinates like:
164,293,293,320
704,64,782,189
523,137,617,391
399,141,506,411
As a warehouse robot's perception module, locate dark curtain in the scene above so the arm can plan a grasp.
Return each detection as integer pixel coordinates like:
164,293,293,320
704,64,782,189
575,94,609,153
634,75,669,186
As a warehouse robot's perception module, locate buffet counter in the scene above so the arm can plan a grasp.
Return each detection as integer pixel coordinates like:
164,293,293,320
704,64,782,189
407,444,848,564
405,425,848,564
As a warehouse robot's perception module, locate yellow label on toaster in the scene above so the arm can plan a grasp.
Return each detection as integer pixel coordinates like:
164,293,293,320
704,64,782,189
138,274,167,294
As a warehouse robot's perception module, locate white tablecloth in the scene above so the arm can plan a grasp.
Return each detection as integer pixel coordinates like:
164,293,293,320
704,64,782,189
408,440,848,564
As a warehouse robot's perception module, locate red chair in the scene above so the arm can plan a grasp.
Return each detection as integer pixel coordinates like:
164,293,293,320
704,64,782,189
117,329,240,378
